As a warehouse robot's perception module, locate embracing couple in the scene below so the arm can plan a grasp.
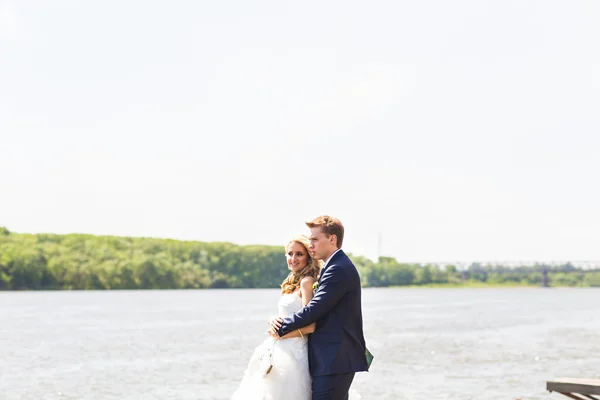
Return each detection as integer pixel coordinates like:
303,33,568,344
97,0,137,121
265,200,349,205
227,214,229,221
232,215,369,400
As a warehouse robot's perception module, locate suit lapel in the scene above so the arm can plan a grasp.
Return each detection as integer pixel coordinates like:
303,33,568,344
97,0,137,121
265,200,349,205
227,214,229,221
319,249,345,284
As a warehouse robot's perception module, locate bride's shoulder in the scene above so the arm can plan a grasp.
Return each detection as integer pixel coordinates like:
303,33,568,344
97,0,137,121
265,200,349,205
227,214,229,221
300,276,316,287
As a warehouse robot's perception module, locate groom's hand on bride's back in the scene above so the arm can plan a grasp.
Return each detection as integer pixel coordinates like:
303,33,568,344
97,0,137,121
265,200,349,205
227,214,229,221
267,317,283,339
267,326,281,339
268,316,283,330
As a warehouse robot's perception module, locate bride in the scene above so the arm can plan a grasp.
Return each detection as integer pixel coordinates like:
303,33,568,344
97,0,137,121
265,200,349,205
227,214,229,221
231,235,322,400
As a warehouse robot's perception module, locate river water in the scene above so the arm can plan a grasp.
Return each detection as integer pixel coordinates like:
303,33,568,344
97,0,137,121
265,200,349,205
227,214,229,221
1,288,599,399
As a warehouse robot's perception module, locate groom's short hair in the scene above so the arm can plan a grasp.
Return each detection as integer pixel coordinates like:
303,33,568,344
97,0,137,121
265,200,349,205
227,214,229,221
305,215,344,249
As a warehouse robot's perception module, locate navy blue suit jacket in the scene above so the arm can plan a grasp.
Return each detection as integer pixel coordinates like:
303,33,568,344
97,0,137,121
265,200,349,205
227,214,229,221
278,249,368,376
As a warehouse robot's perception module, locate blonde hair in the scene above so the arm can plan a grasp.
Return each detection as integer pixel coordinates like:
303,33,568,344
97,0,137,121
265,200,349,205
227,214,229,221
280,235,323,294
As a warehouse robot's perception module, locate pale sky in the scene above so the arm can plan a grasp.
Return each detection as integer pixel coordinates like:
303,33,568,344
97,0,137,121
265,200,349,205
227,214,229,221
1,0,599,264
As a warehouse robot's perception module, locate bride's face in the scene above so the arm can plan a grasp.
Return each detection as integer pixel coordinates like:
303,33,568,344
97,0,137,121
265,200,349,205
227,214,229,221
286,241,309,273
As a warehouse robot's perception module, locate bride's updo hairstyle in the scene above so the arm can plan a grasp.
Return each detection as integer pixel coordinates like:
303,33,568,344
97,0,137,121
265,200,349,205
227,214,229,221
280,235,323,295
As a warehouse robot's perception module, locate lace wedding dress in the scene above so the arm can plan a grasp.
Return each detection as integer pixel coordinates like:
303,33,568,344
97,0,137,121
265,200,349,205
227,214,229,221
231,293,361,400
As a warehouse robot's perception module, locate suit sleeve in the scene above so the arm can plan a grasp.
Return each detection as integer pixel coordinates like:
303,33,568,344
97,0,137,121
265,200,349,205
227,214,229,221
277,263,347,336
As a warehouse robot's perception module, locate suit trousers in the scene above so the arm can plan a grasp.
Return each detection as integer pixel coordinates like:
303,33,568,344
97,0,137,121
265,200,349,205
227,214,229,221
311,372,356,400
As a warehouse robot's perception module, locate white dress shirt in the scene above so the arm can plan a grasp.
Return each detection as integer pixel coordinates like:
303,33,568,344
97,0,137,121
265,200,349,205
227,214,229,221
323,248,342,269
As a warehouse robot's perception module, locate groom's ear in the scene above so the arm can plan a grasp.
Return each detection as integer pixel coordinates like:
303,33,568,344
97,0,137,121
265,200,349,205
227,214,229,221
329,234,338,247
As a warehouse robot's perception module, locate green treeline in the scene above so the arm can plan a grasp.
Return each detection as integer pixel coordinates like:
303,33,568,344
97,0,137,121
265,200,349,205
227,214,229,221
1,227,599,290
356,257,600,288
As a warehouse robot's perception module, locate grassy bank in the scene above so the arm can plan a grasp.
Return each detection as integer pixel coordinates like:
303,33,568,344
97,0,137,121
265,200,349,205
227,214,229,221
397,282,598,289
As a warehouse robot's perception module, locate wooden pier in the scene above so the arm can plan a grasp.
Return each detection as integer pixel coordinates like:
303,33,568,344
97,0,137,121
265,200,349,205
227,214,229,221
547,378,600,399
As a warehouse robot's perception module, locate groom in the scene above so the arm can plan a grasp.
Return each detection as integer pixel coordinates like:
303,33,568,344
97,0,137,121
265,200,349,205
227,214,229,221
273,215,369,400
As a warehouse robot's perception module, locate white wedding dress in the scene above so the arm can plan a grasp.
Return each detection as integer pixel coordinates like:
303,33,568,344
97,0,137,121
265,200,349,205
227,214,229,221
231,293,360,400
231,293,311,400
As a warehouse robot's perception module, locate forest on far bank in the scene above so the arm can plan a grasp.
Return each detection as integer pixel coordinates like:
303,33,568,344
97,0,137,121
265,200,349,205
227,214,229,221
1,227,599,290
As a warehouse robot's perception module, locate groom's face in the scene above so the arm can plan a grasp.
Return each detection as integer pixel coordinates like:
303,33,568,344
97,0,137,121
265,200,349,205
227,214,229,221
309,227,336,261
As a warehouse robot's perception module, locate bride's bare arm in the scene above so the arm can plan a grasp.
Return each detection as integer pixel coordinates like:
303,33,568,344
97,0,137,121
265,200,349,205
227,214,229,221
279,277,316,339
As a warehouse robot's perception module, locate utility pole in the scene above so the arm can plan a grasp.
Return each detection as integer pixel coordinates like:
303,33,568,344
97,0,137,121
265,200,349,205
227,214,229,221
377,232,382,261
541,265,550,288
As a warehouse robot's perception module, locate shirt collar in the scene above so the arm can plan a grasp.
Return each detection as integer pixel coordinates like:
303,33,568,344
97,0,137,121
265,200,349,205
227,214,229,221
323,248,342,269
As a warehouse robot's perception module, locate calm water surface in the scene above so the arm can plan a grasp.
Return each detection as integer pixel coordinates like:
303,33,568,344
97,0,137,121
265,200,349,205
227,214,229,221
1,288,599,399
